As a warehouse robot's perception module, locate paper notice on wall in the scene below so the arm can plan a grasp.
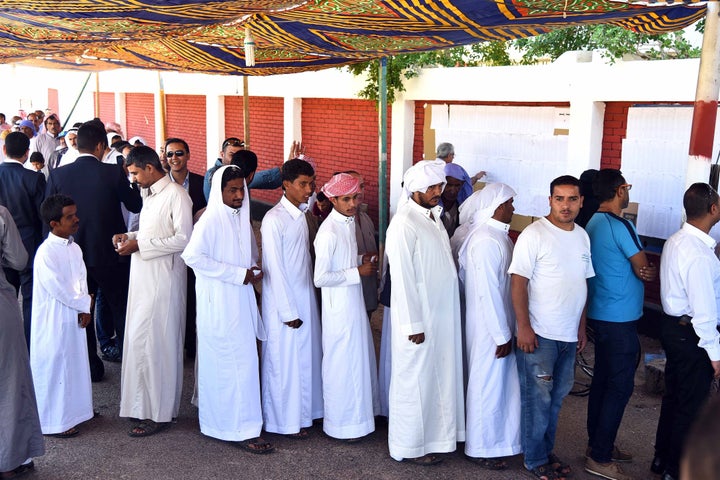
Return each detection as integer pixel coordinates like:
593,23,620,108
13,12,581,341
430,104,449,130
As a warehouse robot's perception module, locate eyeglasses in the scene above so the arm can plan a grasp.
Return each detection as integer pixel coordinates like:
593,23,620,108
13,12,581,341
222,138,245,150
166,150,186,158
618,184,632,191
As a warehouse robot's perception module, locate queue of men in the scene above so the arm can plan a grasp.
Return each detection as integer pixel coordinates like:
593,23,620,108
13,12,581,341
2,129,720,480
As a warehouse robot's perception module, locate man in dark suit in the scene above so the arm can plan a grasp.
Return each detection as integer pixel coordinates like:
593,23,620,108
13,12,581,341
165,137,207,359
0,132,45,349
46,121,142,379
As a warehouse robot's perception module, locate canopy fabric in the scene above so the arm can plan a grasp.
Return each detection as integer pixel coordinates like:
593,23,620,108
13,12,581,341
0,0,706,75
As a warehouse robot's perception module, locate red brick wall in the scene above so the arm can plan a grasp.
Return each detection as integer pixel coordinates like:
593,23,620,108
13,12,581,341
302,98,391,225
224,96,285,205
125,93,155,150
166,95,206,175
47,89,59,121
600,102,631,170
95,92,115,125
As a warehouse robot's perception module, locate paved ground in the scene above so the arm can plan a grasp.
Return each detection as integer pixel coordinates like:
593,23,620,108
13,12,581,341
23,308,667,480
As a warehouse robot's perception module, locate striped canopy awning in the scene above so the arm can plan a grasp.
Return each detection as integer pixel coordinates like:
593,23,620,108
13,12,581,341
0,0,706,75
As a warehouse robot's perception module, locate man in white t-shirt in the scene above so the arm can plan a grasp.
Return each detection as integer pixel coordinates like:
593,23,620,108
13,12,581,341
508,175,594,480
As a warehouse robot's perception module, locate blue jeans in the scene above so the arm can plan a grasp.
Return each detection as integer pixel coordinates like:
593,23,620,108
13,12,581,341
586,319,639,463
516,334,576,470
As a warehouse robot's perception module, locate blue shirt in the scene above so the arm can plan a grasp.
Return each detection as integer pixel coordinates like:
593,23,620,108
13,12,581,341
586,211,644,322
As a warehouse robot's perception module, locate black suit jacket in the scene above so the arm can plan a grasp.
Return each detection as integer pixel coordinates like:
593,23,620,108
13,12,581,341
188,172,207,216
46,155,142,268
0,161,45,266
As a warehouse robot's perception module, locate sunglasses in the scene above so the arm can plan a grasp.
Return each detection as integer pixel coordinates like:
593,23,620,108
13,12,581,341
166,150,186,158
222,138,245,149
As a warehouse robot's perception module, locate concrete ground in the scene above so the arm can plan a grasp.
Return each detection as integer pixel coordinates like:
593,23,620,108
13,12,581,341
24,308,666,480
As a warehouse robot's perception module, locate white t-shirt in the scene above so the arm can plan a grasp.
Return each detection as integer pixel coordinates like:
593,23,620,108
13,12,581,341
508,217,594,342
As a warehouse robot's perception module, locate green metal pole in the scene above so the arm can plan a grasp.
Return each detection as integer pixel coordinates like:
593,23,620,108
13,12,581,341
378,57,388,260
61,72,92,131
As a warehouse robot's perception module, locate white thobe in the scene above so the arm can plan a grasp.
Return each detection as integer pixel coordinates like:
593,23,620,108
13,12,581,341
314,209,379,439
458,219,521,458
30,233,93,434
120,176,193,423
385,200,465,461
260,195,323,434
182,175,265,442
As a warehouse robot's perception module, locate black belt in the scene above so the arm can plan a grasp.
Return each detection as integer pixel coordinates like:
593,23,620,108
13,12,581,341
663,314,692,327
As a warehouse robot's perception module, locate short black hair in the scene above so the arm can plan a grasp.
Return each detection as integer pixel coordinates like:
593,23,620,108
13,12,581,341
221,137,244,151
76,121,108,152
125,145,164,172
592,169,625,203
316,191,328,202
550,175,580,196
4,131,30,158
221,166,246,191
44,114,59,126
230,150,258,178
282,158,314,187
684,183,719,220
164,137,189,153
41,194,75,225
113,141,131,152
29,151,45,165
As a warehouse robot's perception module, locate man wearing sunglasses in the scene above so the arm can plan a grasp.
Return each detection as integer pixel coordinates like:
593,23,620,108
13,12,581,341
202,137,295,201
165,138,207,360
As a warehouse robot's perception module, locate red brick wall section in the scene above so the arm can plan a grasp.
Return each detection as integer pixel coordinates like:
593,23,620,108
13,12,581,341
413,102,425,163
125,93,155,150
302,98,391,225
601,102,631,170
224,96,285,205
47,89,59,121
95,92,115,125
166,95,207,175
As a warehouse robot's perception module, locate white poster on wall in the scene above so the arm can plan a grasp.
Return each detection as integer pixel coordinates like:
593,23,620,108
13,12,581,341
430,104,571,218
622,105,720,240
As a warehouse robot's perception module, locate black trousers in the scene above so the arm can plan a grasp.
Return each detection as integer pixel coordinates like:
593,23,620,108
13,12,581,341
654,315,714,477
86,263,130,353
3,266,33,351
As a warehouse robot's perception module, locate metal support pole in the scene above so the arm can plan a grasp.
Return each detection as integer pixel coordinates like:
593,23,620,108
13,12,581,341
243,75,250,148
158,72,167,142
687,1,720,186
378,57,388,261
94,72,100,118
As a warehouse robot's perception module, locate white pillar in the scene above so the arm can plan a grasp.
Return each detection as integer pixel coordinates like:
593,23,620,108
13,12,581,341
115,92,127,138
284,97,302,160
566,100,605,175
207,95,223,168
389,98,415,215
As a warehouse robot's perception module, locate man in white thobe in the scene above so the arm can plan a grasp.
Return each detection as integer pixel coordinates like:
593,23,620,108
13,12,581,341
261,158,323,437
313,174,380,441
114,146,193,437
385,159,465,465
453,183,521,469
31,194,93,437
182,165,273,454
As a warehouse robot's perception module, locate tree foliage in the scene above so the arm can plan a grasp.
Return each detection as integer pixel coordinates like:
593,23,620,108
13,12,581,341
348,23,701,102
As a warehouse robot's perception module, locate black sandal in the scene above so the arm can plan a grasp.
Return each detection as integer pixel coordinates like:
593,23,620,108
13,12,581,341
235,437,274,454
527,463,564,480
465,455,508,470
548,453,572,477
0,461,34,479
401,454,443,466
128,420,170,437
